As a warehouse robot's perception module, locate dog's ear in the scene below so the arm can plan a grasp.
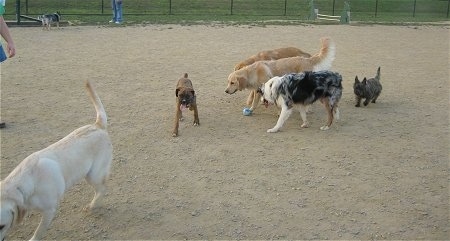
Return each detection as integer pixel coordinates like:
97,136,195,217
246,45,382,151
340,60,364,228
354,76,360,83
191,90,195,96
237,76,246,91
175,88,180,97
1,185,27,225
362,78,368,85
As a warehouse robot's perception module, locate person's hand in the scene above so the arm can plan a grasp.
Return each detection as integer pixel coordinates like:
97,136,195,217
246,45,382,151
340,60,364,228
7,42,15,58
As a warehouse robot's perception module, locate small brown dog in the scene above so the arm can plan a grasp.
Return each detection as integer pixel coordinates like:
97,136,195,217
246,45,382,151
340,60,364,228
172,73,199,137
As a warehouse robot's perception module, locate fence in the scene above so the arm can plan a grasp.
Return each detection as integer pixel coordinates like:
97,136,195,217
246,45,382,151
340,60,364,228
310,0,351,23
5,0,450,24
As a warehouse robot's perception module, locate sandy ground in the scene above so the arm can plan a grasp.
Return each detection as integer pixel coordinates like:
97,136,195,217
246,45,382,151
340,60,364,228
0,23,449,240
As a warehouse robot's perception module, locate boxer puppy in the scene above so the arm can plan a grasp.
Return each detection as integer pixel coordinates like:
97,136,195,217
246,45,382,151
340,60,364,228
172,73,199,137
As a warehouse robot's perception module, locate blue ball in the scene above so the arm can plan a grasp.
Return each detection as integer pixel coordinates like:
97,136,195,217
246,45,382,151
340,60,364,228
243,108,252,116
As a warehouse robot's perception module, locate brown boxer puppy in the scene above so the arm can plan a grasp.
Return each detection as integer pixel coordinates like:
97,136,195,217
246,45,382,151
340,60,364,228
172,73,199,137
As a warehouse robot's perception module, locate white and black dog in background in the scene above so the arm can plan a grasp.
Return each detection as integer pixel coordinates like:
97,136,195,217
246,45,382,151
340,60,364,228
38,11,61,30
258,70,343,132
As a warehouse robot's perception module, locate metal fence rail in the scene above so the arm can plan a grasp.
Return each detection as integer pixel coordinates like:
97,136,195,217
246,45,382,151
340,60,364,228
5,0,450,24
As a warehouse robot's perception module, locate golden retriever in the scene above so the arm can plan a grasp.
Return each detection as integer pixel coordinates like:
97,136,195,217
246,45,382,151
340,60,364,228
225,37,336,112
234,46,311,71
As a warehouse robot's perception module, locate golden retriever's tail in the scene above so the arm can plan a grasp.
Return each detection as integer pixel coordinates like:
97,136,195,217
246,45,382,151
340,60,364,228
85,80,108,129
311,37,336,72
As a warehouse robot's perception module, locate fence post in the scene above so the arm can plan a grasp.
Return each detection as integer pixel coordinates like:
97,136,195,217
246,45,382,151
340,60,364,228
15,0,20,24
375,0,378,17
413,0,416,17
308,0,317,20
447,0,450,18
230,0,233,15
340,1,350,24
332,0,335,16
284,0,287,16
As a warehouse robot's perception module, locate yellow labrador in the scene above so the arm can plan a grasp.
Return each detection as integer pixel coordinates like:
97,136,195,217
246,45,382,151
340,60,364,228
0,81,112,241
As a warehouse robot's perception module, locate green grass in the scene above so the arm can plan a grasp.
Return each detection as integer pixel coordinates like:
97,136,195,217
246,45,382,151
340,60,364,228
4,0,449,25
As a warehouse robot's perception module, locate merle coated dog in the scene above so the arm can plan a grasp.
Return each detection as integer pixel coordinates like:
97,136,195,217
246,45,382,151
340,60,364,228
259,70,343,132
38,11,61,30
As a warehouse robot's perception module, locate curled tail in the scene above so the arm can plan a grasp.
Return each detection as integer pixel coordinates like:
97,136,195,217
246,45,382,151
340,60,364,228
85,80,108,129
375,66,381,81
311,37,336,72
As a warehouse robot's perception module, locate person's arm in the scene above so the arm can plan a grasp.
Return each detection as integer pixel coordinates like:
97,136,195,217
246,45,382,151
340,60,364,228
0,16,15,57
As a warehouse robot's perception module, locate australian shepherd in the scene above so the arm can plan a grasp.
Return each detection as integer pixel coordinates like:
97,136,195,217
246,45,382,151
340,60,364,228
258,70,343,132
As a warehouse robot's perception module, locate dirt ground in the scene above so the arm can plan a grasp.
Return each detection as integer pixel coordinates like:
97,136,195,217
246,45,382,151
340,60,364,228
1,23,449,240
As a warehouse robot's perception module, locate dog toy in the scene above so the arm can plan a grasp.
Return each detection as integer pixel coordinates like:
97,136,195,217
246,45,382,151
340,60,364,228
242,107,252,116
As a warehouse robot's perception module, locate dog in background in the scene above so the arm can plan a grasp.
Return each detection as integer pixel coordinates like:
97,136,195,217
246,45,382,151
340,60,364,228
353,67,382,107
225,37,335,112
173,73,199,137
38,11,61,30
0,81,112,241
234,47,311,71
259,70,343,132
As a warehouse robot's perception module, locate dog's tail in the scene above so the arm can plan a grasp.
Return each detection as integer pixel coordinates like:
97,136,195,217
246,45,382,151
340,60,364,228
85,80,108,129
328,72,343,110
375,66,381,81
311,37,336,72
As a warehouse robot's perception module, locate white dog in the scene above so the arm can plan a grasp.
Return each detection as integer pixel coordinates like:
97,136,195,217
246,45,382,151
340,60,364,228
0,81,113,241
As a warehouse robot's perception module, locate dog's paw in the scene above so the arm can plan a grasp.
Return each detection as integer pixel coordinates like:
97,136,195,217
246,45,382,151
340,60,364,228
172,132,178,137
320,125,330,131
301,122,310,128
193,121,199,126
267,128,279,133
